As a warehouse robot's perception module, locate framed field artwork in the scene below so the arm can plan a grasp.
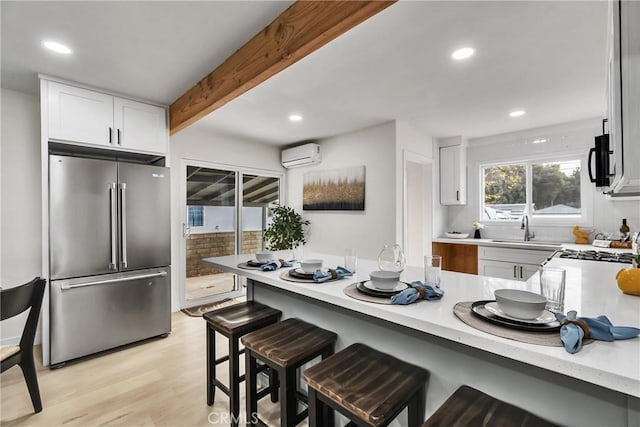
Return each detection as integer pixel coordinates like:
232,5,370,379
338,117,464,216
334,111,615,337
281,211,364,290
303,166,366,211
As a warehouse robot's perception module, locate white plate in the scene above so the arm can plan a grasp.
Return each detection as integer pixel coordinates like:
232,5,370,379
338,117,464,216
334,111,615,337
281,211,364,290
445,232,469,239
363,280,407,292
484,302,555,324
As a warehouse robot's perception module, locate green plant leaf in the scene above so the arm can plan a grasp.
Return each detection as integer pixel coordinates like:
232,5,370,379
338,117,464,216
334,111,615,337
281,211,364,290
263,204,310,251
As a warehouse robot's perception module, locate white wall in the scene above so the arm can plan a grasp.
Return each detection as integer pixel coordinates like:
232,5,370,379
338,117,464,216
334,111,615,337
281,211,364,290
286,122,396,260
0,89,42,345
442,118,640,241
169,125,284,310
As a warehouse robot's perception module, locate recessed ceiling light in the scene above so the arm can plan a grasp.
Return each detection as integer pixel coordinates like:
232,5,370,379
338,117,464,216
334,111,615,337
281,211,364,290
288,114,303,122
451,47,475,60
42,40,73,54
509,110,526,118
532,138,547,144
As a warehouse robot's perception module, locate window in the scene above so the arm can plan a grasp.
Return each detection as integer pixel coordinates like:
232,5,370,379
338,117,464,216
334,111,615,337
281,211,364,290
482,159,582,222
187,205,204,227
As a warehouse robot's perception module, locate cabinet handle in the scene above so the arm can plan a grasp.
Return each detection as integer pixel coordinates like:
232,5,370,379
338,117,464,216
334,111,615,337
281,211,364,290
520,266,523,279
108,127,113,144
117,129,121,145
513,265,517,278
456,190,459,201
120,182,128,269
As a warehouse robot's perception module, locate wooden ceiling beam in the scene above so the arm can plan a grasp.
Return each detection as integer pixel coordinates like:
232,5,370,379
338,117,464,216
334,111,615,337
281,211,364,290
169,0,395,135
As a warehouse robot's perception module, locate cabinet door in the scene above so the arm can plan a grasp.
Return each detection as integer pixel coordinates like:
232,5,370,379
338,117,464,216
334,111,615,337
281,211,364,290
478,260,518,280
618,0,640,193
440,145,466,205
432,243,478,274
48,81,114,146
114,97,167,154
520,263,541,281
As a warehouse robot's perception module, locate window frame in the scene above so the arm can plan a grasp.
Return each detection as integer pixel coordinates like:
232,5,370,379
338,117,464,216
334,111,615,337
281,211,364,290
479,153,592,227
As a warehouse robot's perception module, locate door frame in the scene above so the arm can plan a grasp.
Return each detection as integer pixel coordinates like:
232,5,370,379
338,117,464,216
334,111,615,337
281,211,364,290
178,158,284,309
402,150,433,267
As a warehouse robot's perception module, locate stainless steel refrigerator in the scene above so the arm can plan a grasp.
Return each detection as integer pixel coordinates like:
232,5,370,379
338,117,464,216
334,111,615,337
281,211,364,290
49,154,171,366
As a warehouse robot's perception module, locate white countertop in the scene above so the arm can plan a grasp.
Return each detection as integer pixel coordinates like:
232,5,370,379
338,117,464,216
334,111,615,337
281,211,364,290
203,252,640,398
433,237,634,253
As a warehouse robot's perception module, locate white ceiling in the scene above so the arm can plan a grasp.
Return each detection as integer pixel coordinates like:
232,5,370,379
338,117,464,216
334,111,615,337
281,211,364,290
1,1,608,146
1,1,293,104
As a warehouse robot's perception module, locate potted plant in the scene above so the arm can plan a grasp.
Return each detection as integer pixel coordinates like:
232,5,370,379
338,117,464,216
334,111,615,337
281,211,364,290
263,205,310,258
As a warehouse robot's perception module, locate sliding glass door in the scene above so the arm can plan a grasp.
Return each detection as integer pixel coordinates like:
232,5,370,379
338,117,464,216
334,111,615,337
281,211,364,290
240,174,281,256
181,160,281,307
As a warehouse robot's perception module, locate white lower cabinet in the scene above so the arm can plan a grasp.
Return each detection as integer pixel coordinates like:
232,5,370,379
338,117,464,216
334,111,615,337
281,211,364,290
478,260,541,281
478,246,554,281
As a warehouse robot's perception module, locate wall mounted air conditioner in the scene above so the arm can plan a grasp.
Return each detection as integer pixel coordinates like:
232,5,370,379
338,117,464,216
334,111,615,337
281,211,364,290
281,143,321,168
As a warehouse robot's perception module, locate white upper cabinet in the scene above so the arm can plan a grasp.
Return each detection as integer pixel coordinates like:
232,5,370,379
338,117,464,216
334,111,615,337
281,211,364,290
606,0,640,196
48,82,114,147
114,98,167,154
45,80,168,155
439,140,467,205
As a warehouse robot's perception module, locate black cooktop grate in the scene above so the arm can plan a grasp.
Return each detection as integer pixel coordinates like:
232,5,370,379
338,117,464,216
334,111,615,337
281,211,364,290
557,249,633,264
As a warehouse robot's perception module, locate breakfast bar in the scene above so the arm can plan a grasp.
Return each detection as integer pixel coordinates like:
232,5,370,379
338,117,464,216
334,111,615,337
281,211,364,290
203,253,640,427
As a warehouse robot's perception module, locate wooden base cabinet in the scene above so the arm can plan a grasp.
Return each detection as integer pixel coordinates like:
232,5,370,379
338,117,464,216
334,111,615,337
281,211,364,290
432,243,478,275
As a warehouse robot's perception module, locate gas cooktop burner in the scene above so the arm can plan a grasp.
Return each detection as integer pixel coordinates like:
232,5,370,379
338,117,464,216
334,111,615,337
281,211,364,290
557,249,634,264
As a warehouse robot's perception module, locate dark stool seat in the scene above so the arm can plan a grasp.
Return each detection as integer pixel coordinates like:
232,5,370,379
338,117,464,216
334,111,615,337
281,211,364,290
203,301,282,427
421,385,560,427
303,343,429,427
242,318,338,427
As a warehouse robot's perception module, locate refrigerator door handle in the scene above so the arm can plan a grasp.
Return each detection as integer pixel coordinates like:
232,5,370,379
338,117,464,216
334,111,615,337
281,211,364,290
60,271,168,290
109,183,118,270
120,182,128,269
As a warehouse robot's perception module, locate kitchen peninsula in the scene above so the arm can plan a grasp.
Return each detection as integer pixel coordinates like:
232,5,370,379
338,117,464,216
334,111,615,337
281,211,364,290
203,253,640,427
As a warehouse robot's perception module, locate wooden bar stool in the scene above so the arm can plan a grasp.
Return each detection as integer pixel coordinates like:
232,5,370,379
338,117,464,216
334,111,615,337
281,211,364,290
303,343,429,427
203,301,282,427
242,318,338,427
421,385,560,427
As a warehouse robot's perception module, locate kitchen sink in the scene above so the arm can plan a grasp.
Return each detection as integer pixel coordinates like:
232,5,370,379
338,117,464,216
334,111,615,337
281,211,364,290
490,239,562,247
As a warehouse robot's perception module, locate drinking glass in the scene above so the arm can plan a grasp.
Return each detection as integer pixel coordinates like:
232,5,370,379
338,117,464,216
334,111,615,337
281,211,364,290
344,248,358,272
539,266,566,312
424,255,442,288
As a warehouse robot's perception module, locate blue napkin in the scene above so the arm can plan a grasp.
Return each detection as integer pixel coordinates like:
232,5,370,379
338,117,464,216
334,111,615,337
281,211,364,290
390,281,444,305
260,259,294,271
312,266,353,283
555,310,640,354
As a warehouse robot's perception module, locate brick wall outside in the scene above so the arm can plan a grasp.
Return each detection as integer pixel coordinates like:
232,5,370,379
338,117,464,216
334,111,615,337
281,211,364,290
186,231,263,277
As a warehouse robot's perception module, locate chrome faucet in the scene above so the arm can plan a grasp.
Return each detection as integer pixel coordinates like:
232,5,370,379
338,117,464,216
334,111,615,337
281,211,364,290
521,215,535,241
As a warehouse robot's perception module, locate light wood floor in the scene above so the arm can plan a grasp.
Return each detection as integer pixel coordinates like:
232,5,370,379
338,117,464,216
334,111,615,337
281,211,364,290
0,312,292,426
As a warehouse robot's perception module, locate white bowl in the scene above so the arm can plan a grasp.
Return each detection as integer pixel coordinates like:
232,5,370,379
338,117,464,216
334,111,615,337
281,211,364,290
494,289,547,320
255,251,274,263
446,232,469,239
300,259,323,274
369,270,401,290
